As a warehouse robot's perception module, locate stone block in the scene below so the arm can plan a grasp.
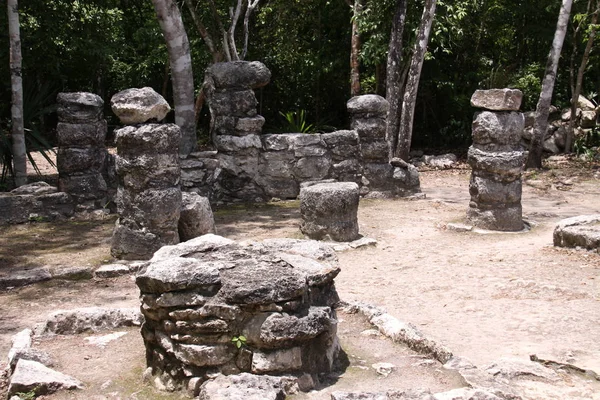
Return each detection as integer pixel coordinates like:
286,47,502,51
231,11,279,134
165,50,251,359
110,87,171,124
8,359,83,397
111,219,168,260
351,118,387,141
347,94,389,116
472,111,524,149
467,204,523,231
210,89,258,117
179,192,216,242
235,116,265,135
469,176,522,205
299,182,360,242
293,156,332,180
115,124,181,156
360,141,389,161
207,61,271,89
553,214,600,251
173,344,235,367
116,187,181,230
262,134,293,151
56,120,107,147
57,92,103,123
251,347,302,373
57,147,106,174
467,147,527,180
580,110,597,128
215,134,262,152
136,257,221,294
470,89,523,111
58,173,107,201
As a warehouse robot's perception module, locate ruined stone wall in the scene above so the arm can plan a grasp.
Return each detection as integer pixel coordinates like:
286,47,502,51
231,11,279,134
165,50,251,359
183,61,421,203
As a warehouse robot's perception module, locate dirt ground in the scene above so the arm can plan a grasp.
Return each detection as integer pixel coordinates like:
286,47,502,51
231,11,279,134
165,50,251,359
1,158,600,398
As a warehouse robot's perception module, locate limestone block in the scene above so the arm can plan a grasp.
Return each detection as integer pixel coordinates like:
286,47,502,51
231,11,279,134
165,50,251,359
116,187,181,230
577,95,596,111
39,307,143,335
8,359,83,397
136,257,221,294
469,176,522,205
111,219,166,260
360,141,389,161
214,134,262,152
235,116,266,135
262,134,293,151
115,124,180,159
472,111,525,149
56,120,107,147
299,182,360,242
57,173,107,201
291,133,322,147
198,373,291,400
350,118,387,141
347,94,389,116
293,156,332,180
553,214,600,251
467,204,523,232
207,61,271,89
252,347,303,373
0,267,52,290
57,92,103,123
580,110,597,128
259,307,332,347
561,108,581,122
111,87,171,124
470,89,523,111
210,89,258,117
173,344,235,367
258,151,296,179
179,192,216,242
467,147,527,179
57,147,106,174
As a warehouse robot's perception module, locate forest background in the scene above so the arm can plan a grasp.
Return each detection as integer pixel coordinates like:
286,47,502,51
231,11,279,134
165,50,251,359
0,0,598,154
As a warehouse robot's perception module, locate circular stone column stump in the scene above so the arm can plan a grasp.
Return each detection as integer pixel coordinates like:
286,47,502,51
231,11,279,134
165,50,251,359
299,182,360,242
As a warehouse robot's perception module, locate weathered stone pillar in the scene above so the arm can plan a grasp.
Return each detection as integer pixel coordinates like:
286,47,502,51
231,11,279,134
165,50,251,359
347,95,420,197
110,88,182,260
467,89,527,231
56,93,108,209
204,61,271,202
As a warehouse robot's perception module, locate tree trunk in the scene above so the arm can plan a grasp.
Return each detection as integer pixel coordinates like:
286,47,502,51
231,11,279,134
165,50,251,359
394,0,437,161
184,0,221,62
151,0,197,155
566,1,598,152
526,0,573,169
241,0,261,60
385,0,408,161
349,0,362,97
7,0,26,187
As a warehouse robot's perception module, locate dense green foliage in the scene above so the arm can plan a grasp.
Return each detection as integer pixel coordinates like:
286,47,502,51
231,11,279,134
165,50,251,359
1,0,598,151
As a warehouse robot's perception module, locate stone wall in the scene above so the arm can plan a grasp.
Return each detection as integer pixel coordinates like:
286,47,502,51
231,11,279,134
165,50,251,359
183,61,421,204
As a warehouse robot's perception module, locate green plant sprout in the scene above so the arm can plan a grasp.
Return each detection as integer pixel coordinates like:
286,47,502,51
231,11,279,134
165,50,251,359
231,335,247,349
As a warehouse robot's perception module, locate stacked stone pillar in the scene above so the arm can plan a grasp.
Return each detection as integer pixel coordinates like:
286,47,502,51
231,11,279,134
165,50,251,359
204,61,271,202
110,88,182,260
56,93,108,209
347,95,420,197
467,89,528,231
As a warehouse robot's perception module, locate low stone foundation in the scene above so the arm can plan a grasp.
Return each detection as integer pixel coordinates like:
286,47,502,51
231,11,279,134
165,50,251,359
553,215,600,251
136,234,341,394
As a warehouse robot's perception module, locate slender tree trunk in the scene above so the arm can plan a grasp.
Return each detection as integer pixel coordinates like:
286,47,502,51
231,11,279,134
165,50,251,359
227,0,243,61
241,0,260,60
526,0,573,169
184,0,221,62
348,0,362,97
375,63,386,96
385,0,408,161
566,1,598,152
151,0,197,155
7,0,26,187
395,0,437,161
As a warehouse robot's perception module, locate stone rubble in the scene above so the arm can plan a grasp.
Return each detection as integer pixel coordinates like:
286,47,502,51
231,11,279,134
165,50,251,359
8,359,83,397
179,192,216,241
467,89,526,231
110,87,171,125
36,307,143,335
0,182,74,225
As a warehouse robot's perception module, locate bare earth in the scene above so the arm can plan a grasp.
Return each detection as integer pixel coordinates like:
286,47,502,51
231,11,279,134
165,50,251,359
1,160,599,398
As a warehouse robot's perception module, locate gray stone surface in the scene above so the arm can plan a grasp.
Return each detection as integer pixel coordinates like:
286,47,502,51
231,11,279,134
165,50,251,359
11,182,57,196
472,111,525,151
8,359,83,396
251,347,303,373
136,257,221,294
0,267,52,289
198,373,292,400
39,307,143,335
94,264,131,278
331,390,436,400
9,348,54,371
300,182,360,241
7,329,32,370
422,154,458,169
57,92,103,123
51,266,94,280
470,89,523,111
56,120,107,147
347,94,389,115
179,193,216,241
111,87,171,125
207,61,271,89
553,214,600,251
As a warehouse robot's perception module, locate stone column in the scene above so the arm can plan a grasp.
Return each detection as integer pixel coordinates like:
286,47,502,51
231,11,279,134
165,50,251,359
347,95,420,197
204,61,271,202
56,92,108,209
467,89,527,231
110,87,182,260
